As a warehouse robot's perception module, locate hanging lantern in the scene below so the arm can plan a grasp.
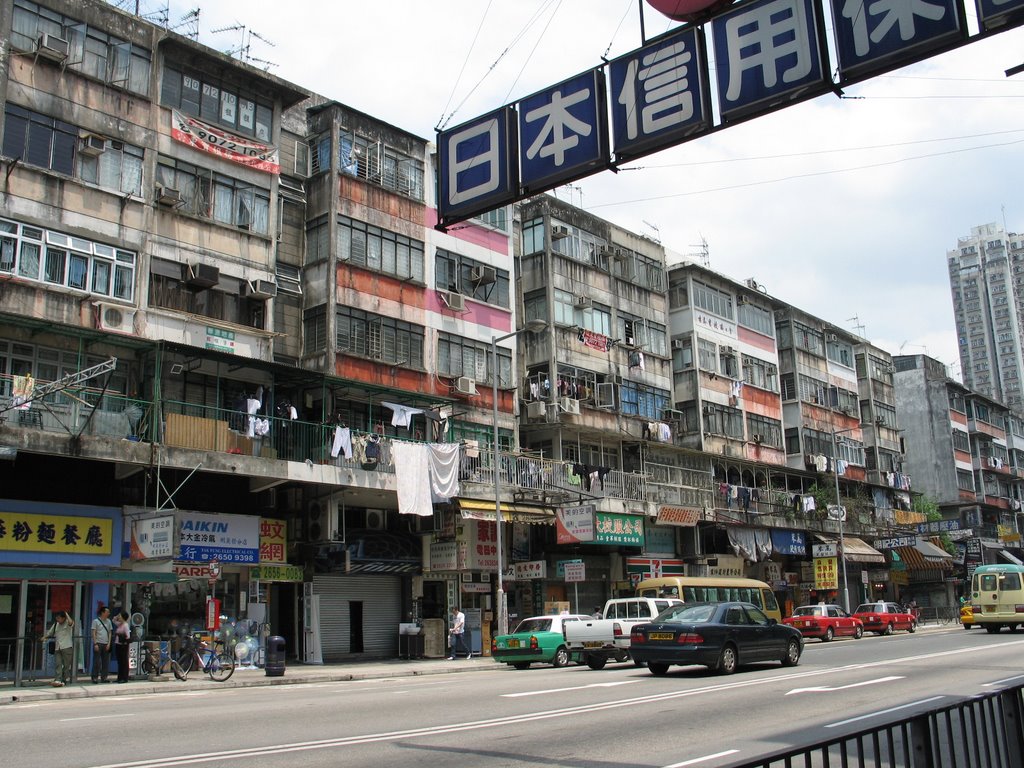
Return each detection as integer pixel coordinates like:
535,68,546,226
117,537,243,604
645,0,732,22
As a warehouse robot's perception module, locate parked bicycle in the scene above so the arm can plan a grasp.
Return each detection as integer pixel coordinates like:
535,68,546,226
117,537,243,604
140,642,184,679
175,633,234,682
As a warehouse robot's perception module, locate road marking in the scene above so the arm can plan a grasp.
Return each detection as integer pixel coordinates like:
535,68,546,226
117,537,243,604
61,713,136,722
825,697,946,728
786,676,904,695
661,750,740,767
983,674,1024,687
502,681,639,697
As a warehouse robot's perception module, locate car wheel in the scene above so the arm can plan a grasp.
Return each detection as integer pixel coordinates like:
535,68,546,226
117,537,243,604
883,623,894,636
552,647,570,668
854,625,864,639
613,650,629,663
823,626,834,642
963,623,971,630
1010,624,1021,634
586,656,607,670
715,644,738,675
781,638,801,667
512,662,531,670
648,662,669,676
986,625,1000,634
632,658,647,667
908,621,917,633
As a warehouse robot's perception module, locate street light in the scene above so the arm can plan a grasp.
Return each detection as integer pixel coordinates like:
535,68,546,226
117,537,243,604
830,423,858,613
493,318,548,638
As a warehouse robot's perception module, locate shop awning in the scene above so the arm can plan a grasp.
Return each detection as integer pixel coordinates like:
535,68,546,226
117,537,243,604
1000,549,1024,566
817,535,886,564
0,566,178,583
893,541,954,572
457,498,555,525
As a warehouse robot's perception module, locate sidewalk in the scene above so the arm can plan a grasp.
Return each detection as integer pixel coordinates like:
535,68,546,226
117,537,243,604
1,654,495,705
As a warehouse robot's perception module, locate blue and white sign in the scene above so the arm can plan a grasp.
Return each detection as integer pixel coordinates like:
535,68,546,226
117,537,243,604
975,0,1024,33
609,26,710,163
830,0,966,84
711,0,829,123
517,68,609,194
177,511,259,564
437,106,517,227
771,529,807,556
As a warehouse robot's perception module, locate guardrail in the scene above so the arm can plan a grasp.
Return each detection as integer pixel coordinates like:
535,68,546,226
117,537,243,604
723,683,1024,767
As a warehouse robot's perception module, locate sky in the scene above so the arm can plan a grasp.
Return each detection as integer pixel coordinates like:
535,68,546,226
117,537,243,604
132,0,1024,380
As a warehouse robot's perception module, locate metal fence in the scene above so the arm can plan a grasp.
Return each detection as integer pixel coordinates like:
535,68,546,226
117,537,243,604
723,683,1024,767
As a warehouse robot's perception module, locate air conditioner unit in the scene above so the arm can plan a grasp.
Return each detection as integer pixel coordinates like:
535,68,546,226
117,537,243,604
721,346,735,354
551,225,570,240
702,404,713,415
185,263,220,289
365,509,386,531
454,376,478,396
745,278,760,291
36,33,70,62
574,295,592,309
752,433,765,444
155,185,183,206
470,265,497,284
527,401,547,419
826,333,838,342
242,279,277,299
95,302,135,334
439,290,466,312
79,134,106,157
672,339,687,350
560,397,580,415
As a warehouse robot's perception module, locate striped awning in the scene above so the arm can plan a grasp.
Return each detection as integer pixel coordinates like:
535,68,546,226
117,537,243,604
817,535,886,564
893,541,954,572
456,498,555,525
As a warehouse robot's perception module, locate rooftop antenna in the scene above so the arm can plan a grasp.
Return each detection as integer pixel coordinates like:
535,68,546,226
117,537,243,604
211,23,277,67
847,315,866,336
687,235,709,268
171,8,200,40
642,220,661,244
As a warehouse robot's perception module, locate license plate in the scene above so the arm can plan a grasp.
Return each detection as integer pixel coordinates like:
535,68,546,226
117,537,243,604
583,641,603,649
649,632,674,641
508,639,520,648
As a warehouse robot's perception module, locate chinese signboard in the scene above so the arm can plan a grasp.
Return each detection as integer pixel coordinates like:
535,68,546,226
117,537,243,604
129,516,174,560
204,326,236,353
171,110,280,173
556,505,596,544
428,540,458,572
875,535,918,550
656,506,702,527
812,542,837,558
814,556,839,590
250,564,304,582
259,518,287,564
594,513,645,546
643,522,677,555
0,511,112,555
437,0,1019,229
515,560,548,580
916,519,961,534
564,561,586,583
707,554,745,577
457,519,499,570
770,530,806,556
177,511,259,564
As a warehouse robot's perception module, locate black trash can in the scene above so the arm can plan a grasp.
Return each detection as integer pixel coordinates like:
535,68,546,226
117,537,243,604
266,635,286,677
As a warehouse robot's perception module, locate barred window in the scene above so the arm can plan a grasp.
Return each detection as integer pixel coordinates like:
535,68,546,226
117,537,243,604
437,332,510,387
161,65,273,140
336,307,424,369
303,306,327,353
337,215,424,282
156,156,269,234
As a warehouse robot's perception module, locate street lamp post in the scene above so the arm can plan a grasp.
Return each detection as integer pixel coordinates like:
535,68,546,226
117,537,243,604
829,425,851,613
493,318,547,638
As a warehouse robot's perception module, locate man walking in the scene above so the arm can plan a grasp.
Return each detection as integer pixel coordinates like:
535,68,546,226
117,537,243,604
45,610,75,686
447,606,472,659
91,606,113,683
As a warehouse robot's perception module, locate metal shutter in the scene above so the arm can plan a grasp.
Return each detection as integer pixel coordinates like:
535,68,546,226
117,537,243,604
312,574,401,660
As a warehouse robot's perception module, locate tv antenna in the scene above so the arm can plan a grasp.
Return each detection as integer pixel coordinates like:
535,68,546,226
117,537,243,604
642,220,660,244
687,235,709,268
211,23,278,68
847,315,866,337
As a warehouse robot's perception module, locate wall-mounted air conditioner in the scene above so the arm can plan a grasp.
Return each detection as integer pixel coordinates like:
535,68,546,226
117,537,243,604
826,333,838,342
155,185,183,206
242,279,277,299
79,134,106,157
95,302,135,334
307,499,342,542
185,263,220,289
560,397,580,416
439,290,466,312
752,433,765,444
551,225,570,240
574,295,592,309
526,401,547,419
702,404,713,415
36,33,70,62
470,265,497,284
365,508,386,531
672,339,686,349
721,345,735,354
454,376,478,396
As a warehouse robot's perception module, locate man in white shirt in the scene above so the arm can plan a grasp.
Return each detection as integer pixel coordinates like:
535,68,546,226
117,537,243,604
447,606,471,660
90,606,113,683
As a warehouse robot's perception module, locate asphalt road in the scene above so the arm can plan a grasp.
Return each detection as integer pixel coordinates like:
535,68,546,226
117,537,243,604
5,624,1021,768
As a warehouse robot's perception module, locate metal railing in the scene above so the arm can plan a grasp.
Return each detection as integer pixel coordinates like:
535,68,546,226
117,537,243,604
724,683,1024,767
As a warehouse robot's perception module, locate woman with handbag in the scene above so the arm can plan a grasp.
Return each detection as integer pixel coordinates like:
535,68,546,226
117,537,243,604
45,611,75,687
113,611,132,683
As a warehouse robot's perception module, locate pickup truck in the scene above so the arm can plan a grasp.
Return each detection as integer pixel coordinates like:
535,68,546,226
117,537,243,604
563,597,682,669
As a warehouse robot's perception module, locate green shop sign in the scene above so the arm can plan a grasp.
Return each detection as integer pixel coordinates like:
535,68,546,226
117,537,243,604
594,513,644,546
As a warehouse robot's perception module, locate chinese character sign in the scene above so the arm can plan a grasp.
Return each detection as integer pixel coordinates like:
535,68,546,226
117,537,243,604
711,0,829,123
177,511,259,564
515,560,547,580
609,26,710,162
0,511,113,555
830,0,965,83
594,513,645,546
556,505,596,544
814,556,839,590
259,517,287,564
518,69,609,193
129,515,174,560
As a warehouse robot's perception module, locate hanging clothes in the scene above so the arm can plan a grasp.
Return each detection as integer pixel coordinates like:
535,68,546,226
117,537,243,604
381,401,424,428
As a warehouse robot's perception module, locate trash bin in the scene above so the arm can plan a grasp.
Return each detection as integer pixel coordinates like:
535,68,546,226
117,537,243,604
266,635,285,677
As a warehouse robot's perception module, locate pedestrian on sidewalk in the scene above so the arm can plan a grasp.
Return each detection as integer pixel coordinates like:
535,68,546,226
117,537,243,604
45,610,75,686
113,611,131,683
447,606,471,659
91,606,113,683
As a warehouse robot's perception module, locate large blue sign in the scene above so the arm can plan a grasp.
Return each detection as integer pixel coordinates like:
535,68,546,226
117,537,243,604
830,0,966,84
711,0,829,124
517,68,609,194
975,0,1024,33
771,529,807,556
609,26,710,164
437,107,517,228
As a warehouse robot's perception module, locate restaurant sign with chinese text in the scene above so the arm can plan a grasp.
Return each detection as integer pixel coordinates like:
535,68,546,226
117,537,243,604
0,510,112,555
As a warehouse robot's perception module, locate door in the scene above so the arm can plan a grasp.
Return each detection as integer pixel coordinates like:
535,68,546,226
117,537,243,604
349,601,364,653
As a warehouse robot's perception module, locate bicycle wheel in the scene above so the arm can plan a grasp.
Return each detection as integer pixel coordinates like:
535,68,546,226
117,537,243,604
208,652,235,682
171,659,187,681
141,656,155,675
176,650,194,676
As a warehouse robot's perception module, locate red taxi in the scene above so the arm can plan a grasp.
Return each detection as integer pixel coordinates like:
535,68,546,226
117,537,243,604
853,601,917,635
783,604,864,641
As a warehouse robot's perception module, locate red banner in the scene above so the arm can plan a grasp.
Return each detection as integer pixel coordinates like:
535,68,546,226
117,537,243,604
577,328,610,352
171,110,280,174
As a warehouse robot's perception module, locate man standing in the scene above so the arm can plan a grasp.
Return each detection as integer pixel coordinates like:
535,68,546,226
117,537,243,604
91,606,113,683
447,606,471,660
45,611,75,686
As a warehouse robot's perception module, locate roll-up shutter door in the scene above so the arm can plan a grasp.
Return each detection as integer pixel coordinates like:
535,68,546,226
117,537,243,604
313,574,401,660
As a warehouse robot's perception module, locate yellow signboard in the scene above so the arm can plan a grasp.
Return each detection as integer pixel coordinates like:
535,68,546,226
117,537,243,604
259,518,287,563
814,557,838,590
0,511,113,554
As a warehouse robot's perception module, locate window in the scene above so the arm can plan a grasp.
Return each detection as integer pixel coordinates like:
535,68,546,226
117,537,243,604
12,0,152,95
437,332,510,387
79,139,144,196
550,220,605,264
956,469,974,492
692,280,733,319
521,218,545,256
702,403,743,439
668,278,689,309
697,338,717,371
3,104,76,176
0,217,135,301
161,65,273,139
793,321,824,356
719,346,739,378
156,156,270,234
619,313,667,357
826,337,854,368
673,338,693,371
276,264,302,295
435,248,510,308
737,302,773,336
337,215,425,282
336,307,424,369
474,207,509,232
741,355,778,392
303,306,327,353
309,134,331,175
619,381,670,420
338,129,425,201
746,414,782,447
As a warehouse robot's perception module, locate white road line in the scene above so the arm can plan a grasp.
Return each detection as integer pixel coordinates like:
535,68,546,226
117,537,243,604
825,697,946,728
661,751,740,768
61,713,136,722
786,676,904,695
983,674,1024,687
502,681,638,697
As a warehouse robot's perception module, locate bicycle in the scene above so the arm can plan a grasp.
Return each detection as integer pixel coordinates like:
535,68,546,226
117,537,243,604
140,642,184,679
175,633,235,682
